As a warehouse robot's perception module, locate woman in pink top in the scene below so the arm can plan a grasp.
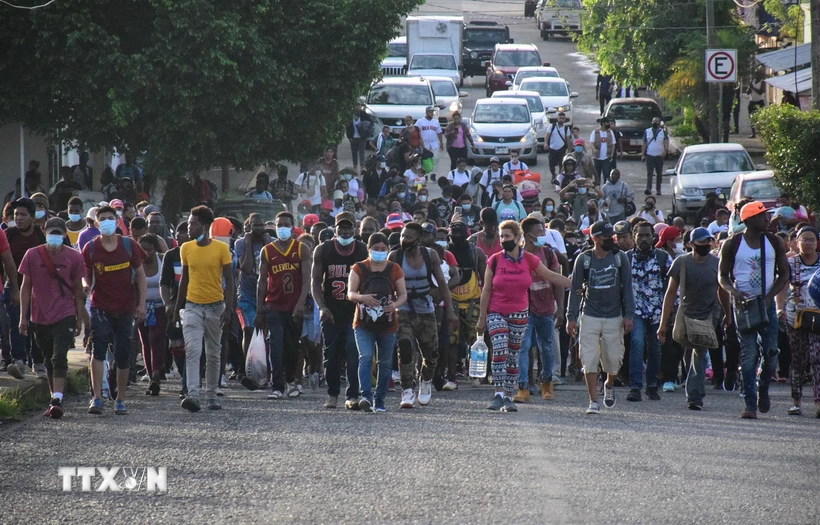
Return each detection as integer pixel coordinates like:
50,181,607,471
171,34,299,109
444,112,474,171
476,220,571,412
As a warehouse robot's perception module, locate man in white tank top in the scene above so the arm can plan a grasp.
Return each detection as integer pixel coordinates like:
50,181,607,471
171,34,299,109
718,201,789,420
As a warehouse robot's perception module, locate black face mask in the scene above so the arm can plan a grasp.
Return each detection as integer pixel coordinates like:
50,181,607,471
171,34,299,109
501,239,518,252
601,238,615,251
588,207,597,215
694,244,711,256
652,123,659,129
450,235,467,245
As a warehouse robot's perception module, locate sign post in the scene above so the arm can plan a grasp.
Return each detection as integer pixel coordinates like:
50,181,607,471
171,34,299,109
706,49,737,142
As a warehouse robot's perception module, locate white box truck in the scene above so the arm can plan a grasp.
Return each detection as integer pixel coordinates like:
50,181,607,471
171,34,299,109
405,15,464,87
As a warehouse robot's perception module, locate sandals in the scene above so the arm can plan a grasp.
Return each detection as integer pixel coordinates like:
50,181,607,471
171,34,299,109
787,405,802,416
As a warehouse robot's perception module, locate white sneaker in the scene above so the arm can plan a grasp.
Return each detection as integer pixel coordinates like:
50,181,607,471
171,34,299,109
33,363,48,380
392,370,401,382
140,373,150,382
286,383,301,398
219,374,228,388
400,388,415,408
6,359,26,379
442,381,457,391
268,390,283,400
418,380,432,405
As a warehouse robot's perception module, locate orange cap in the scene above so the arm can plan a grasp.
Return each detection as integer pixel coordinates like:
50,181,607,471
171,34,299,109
210,217,233,237
739,201,766,222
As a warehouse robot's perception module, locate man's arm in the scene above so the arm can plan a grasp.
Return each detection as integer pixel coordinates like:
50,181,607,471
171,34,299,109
718,239,744,300
1,251,19,304
134,265,147,324
174,266,189,321
295,244,312,321
656,275,680,343
565,255,584,323
18,275,31,335
620,253,635,319
429,250,455,318
255,253,268,329
73,277,88,332
311,244,332,323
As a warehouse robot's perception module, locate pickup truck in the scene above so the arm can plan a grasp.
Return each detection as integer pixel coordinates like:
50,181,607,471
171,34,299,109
536,0,582,41
462,21,512,78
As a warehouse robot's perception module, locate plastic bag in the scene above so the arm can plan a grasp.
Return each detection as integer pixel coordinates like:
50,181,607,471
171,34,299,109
245,329,268,386
469,336,488,378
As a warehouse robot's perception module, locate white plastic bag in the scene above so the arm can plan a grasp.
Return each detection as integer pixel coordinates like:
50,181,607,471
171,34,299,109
245,329,268,386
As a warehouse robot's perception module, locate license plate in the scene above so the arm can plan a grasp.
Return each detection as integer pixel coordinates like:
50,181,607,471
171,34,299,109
495,146,509,155
630,139,642,146
391,127,403,134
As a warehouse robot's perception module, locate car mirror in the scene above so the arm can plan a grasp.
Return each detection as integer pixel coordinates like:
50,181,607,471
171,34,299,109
505,81,512,87
436,103,445,110
570,92,579,98
459,91,469,98
534,118,544,126
508,38,515,44
546,107,558,113
756,164,766,170
663,115,672,121
483,61,491,68
665,169,675,176
543,62,550,67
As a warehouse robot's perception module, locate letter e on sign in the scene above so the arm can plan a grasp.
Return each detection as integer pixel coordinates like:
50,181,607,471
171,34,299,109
705,49,737,83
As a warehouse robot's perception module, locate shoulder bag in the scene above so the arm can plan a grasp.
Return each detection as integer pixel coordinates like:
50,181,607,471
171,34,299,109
790,256,820,333
672,254,719,349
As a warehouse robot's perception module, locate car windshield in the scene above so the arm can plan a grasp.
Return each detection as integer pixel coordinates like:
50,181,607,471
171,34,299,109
430,80,457,97
515,70,558,85
387,42,407,58
474,104,530,123
607,103,661,121
742,178,780,200
464,29,507,45
499,95,544,113
680,151,754,174
367,84,433,106
553,0,581,7
409,55,456,70
522,81,568,97
495,50,540,67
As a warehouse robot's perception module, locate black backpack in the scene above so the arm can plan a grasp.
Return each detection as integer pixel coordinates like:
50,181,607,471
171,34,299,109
355,261,395,328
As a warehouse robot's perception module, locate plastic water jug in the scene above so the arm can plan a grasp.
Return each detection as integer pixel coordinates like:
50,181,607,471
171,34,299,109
469,336,488,378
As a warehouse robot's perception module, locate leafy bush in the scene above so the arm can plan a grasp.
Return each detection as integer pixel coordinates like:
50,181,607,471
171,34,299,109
752,105,820,212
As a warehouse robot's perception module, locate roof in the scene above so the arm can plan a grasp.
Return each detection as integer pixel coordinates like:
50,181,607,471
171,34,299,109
520,76,566,84
683,143,747,153
373,76,430,86
494,43,538,51
517,66,558,73
476,97,529,106
389,36,406,44
736,170,774,181
755,43,810,72
607,97,658,105
765,68,812,94
494,90,541,97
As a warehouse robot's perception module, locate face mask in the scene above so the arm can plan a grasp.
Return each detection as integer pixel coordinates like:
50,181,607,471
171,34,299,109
675,242,684,252
116,210,123,217
397,192,406,199
276,227,292,241
601,238,615,251
7,221,16,228
461,204,471,211
435,240,448,248
534,235,549,247
578,187,587,194
652,123,659,129
195,233,205,243
501,239,518,252
418,195,428,202
370,250,387,263
450,235,467,245
510,158,519,164
337,236,354,246
68,213,82,223
46,234,63,247
344,174,352,181
35,210,46,220
574,146,584,153
694,244,711,256
380,162,387,169
545,205,554,213
98,220,117,236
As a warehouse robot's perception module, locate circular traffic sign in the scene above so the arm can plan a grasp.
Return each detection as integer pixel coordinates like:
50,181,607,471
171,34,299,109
707,51,735,80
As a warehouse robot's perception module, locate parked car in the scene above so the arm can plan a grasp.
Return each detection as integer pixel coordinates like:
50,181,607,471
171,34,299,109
365,76,437,138
668,143,756,221
468,97,540,165
603,98,670,155
491,90,549,151
727,170,780,213
506,66,561,90
380,36,407,77
427,76,468,126
518,76,578,124
484,43,547,97
462,21,512,77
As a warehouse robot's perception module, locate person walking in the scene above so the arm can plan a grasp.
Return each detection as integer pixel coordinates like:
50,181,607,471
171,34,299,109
641,118,668,196
347,103,374,173
746,77,765,138
589,117,615,186
546,112,571,181
600,169,634,223
136,233,167,396
444,112,474,171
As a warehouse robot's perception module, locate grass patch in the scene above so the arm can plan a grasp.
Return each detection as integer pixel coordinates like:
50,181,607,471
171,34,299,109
0,367,88,422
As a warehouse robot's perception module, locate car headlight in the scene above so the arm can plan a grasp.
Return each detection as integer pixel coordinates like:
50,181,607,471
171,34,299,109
472,129,482,142
556,106,565,112
449,101,459,112
470,51,478,59
682,188,703,196
522,130,537,142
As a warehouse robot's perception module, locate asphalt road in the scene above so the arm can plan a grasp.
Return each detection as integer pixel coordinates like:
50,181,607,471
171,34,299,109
1,2,816,524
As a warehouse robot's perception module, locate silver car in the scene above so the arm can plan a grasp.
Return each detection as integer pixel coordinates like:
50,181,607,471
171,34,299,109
427,76,468,126
491,90,548,151
468,98,540,165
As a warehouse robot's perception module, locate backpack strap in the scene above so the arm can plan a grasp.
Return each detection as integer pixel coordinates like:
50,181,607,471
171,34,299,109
37,245,72,296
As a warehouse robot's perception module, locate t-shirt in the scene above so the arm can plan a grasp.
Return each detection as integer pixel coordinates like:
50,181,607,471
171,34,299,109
707,220,728,236
590,129,615,159
566,250,635,322
244,190,273,203
488,251,541,315
77,227,99,250
643,127,667,157
493,200,526,222
733,236,776,297
160,246,182,304
234,236,265,299
83,236,146,314
0,228,9,255
351,260,405,332
414,117,442,149
469,232,502,258
448,170,471,187
785,254,820,327
295,171,326,206
180,239,232,305
19,246,85,325
668,254,719,321
528,247,560,317
65,225,86,247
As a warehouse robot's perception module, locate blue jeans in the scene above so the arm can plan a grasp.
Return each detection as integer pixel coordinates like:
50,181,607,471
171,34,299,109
354,328,396,403
736,302,779,411
322,319,359,399
518,313,555,385
629,316,661,390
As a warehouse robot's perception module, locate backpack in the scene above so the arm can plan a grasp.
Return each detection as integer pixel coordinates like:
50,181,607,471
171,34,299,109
397,246,436,310
355,261,395,328
88,235,135,285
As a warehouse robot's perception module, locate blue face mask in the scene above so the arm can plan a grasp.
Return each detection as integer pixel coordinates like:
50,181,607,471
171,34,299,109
337,236,354,247
545,205,554,213
344,174,352,181
195,233,205,243
435,240,448,248
276,227,292,241
68,213,82,223
578,187,587,194
46,234,63,247
35,210,46,220
397,192,406,199
462,204,471,211
99,219,117,236
370,249,387,263
574,146,584,153
534,235,549,247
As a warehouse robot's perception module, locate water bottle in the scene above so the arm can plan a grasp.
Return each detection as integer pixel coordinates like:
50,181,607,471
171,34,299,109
469,336,488,378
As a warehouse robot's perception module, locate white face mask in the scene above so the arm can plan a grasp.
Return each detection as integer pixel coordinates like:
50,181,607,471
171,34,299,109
675,242,684,252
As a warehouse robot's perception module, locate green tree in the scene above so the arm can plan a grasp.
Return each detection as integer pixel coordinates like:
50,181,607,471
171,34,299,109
752,105,820,212
761,0,805,41
0,0,421,219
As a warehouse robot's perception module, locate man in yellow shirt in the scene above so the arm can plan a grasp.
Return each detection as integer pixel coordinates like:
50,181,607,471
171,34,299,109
64,197,87,247
173,205,234,412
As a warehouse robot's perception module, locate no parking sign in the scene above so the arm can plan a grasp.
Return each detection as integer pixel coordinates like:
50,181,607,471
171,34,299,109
705,49,737,83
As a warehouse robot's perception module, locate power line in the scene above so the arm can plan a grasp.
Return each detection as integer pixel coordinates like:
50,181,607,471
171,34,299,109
0,0,57,9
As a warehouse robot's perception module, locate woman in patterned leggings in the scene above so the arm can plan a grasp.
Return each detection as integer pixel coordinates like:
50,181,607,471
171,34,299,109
476,220,571,412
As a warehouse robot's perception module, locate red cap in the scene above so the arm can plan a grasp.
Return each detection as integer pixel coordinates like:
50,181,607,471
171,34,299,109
302,213,319,228
655,226,681,248
320,200,333,211
386,213,404,230
292,226,303,237
573,139,584,146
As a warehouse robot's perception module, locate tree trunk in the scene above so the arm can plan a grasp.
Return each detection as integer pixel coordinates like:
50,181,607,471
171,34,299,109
221,164,230,194
161,174,185,225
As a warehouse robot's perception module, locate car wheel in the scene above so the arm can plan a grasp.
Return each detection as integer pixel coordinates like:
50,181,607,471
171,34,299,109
541,28,548,41
671,200,677,216
529,155,538,166
486,86,491,98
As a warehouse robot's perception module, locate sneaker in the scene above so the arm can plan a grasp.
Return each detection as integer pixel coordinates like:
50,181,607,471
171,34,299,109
47,398,63,419
219,375,228,388
586,401,600,415
287,383,301,398
787,405,802,415
662,382,676,393
758,387,771,414
603,384,616,408
267,390,283,400
723,376,736,392
741,409,758,419
179,389,187,399
388,378,396,392
646,387,660,400
501,397,518,412
216,389,224,397
6,359,25,379
442,380,457,391
148,380,160,396
392,370,401,382
551,375,565,386
181,396,201,412
487,394,504,411
88,398,103,415
400,388,415,409
309,372,319,390
345,398,360,410
418,380,432,405
323,396,338,409
374,399,387,412
208,399,222,410
240,376,260,391
626,388,642,402
512,388,530,403
688,402,703,411
33,363,47,380
114,400,127,415
359,397,373,413
140,373,151,382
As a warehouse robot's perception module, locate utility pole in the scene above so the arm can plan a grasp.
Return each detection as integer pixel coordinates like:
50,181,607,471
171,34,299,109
812,0,820,110
706,0,719,142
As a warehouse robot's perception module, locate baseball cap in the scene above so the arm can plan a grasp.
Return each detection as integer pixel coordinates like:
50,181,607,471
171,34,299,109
299,199,313,208
613,220,632,235
30,192,49,209
421,221,436,234
302,213,319,228
690,227,714,243
386,213,404,230
655,225,681,248
489,156,500,164
143,205,159,216
425,106,435,112
44,217,66,234
334,211,355,226
527,211,545,223
86,206,99,221
333,189,344,200
109,199,124,209
10,197,35,216
320,199,333,211
590,220,614,238
740,201,767,222
573,139,584,146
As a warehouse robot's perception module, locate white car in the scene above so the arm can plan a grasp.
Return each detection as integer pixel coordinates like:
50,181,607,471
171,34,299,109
491,90,548,151
406,53,461,87
507,66,561,90
668,143,757,221
518,77,578,124
468,98,540,165
427,76,468,126
365,77,437,137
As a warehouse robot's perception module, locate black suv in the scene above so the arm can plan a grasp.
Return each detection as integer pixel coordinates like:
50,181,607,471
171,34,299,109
462,21,512,77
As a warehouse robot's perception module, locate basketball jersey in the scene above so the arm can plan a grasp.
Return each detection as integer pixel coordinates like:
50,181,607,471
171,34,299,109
263,240,304,312
321,239,368,321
